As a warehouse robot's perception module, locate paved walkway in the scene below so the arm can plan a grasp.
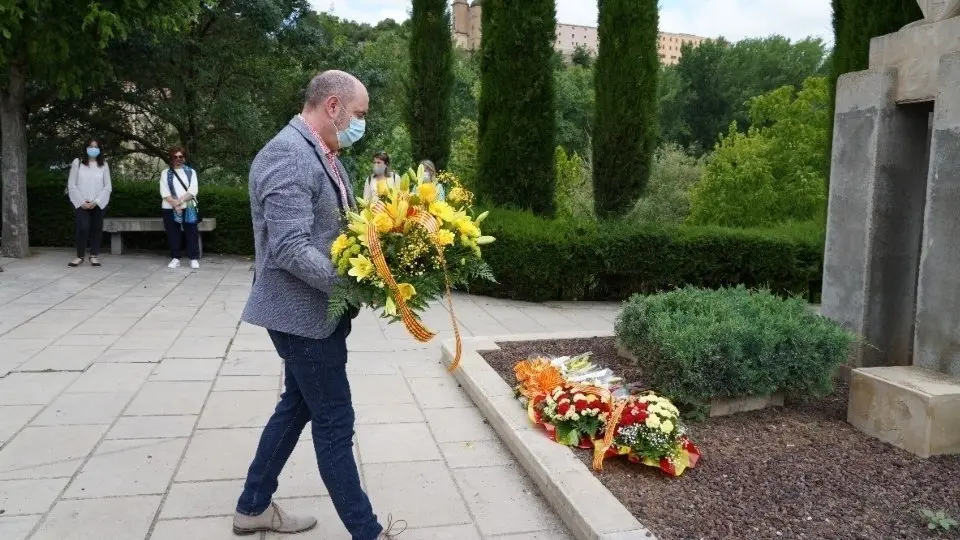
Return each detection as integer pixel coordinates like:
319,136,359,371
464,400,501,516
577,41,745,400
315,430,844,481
0,249,619,540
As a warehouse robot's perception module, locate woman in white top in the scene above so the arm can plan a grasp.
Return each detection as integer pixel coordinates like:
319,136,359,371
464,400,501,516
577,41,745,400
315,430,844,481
362,151,401,203
67,139,112,267
159,146,201,269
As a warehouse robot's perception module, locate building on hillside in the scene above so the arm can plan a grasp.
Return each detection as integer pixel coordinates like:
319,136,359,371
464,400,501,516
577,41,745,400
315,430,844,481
450,0,707,65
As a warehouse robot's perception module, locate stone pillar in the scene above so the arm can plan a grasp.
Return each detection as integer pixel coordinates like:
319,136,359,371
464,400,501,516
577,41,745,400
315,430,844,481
913,52,960,377
822,68,930,369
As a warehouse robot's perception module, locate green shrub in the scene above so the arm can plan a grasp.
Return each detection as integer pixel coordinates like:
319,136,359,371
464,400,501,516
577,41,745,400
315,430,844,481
471,209,824,302
615,286,853,412
28,179,255,256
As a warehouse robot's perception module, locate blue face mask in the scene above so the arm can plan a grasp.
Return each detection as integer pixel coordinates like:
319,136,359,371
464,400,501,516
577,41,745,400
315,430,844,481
336,116,366,149
86,147,101,158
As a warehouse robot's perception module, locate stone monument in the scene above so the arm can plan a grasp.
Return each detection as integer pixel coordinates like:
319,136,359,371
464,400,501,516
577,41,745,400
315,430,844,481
822,0,960,458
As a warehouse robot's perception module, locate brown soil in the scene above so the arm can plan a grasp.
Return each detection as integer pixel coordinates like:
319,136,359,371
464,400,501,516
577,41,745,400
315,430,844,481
482,337,960,540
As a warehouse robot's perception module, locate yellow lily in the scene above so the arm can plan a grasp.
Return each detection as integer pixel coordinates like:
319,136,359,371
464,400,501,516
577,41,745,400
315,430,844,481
396,282,416,301
347,254,375,282
384,296,397,316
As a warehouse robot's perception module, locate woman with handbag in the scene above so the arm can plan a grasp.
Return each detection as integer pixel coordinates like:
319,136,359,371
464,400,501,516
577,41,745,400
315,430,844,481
159,146,201,269
67,138,112,267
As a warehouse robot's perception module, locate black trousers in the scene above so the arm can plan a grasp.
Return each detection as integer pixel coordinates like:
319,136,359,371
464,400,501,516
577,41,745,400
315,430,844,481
161,209,200,260
75,206,104,258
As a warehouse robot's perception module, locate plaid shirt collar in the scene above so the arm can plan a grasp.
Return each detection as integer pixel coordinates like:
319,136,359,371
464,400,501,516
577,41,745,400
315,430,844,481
297,114,337,158
296,114,351,210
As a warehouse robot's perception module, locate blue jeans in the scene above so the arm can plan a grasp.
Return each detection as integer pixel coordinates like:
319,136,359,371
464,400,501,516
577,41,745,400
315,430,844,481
236,318,382,539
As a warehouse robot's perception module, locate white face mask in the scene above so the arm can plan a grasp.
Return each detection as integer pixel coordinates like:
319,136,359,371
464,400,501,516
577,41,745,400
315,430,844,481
373,164,386,176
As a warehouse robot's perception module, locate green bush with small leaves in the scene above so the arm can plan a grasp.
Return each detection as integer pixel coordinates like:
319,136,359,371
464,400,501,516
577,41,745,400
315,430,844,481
615,286,853,413
471,209,824,302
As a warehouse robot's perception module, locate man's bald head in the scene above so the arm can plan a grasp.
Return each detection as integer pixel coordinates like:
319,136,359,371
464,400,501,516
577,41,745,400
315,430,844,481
300,70,369,150
304,70,362,110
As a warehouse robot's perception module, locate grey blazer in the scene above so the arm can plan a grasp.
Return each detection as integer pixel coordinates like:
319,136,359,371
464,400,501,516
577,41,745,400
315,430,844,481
242,117,356,340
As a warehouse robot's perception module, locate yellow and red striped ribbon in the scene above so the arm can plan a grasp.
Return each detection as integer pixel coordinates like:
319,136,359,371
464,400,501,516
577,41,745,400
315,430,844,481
366,199,464,371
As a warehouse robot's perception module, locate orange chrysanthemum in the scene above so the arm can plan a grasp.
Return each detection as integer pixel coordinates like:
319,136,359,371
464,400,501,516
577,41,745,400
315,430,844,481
514,358,565,400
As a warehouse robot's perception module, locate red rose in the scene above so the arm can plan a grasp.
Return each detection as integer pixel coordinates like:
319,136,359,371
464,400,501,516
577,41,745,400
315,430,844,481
557,402,571,416
575,400,589,412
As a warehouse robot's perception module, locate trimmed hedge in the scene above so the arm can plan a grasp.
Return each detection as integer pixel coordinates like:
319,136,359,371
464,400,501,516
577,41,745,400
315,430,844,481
471,209,824,302
28,179,254,256
27,179,824,302
615,286,854,414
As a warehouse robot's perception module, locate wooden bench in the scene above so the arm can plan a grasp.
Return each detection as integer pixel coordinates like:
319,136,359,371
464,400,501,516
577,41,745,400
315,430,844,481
102,217,217,256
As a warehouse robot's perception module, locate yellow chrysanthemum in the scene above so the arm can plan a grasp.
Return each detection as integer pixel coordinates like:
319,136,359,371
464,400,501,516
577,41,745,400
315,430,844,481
660,419,674,434
347,254,375,282
645,414,661,429
331,234,350,259
428,201,456,223
435,229,455,247
372,212,393,233
456,218,480,238
417,182,438,204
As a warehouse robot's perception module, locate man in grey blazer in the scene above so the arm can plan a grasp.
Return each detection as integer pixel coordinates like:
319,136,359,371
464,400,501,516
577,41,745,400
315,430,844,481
233,70,404,539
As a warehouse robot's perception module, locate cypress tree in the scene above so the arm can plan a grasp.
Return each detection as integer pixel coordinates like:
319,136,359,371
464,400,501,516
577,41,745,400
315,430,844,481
477,0,557,215
407,0,455,170
592,0,660,218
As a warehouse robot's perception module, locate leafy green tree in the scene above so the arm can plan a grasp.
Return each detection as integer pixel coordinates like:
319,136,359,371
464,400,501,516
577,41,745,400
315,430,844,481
477,0,556,215
1,0,201,257
449,117,478,190
450,50,481,133
554,146,592,221
593,0,660,218
688,77,830,228
657,65,690,147
571,45,594,68
407,0,454,169
663,36,827,153
628,144,704,225
28,2,358,180
555,64,594,159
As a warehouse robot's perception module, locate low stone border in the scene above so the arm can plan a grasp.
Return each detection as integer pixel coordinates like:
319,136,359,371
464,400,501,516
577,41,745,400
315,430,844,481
441,332,657,540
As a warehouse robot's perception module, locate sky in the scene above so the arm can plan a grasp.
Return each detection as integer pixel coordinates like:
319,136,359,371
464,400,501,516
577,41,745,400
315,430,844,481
310,0,833,44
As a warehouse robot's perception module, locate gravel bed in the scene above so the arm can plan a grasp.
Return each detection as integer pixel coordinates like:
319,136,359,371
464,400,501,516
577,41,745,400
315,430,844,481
482,337,960,540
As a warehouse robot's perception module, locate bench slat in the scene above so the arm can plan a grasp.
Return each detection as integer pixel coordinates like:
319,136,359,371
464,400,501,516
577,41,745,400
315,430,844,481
103,218,217,232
